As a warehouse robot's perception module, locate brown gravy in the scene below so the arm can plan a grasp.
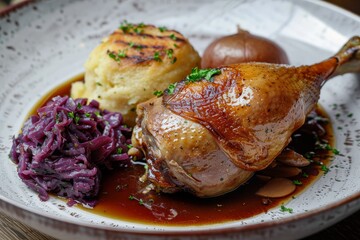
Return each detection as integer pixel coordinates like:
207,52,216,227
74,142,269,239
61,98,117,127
37,75,335,226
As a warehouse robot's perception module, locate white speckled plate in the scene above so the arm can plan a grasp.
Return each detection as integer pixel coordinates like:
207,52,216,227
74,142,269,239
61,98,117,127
1,0,360,239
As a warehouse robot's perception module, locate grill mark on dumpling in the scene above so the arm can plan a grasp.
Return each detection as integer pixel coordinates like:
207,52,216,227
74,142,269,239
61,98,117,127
113,39,169,50
107,49,167,64
112,31,186,43
127,55,160,64
107,27,184,65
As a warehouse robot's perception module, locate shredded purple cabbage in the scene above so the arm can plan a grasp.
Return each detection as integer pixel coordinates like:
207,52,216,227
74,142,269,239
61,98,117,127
9,96,132,207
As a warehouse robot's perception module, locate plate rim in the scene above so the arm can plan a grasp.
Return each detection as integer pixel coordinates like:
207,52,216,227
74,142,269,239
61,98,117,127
1,188,360,236
0,0,34,17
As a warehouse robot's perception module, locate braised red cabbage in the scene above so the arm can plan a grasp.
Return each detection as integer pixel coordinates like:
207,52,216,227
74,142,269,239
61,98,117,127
9,96,132,207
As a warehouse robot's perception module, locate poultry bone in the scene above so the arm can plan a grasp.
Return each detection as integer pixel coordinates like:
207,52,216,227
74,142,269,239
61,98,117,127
131,36,360,197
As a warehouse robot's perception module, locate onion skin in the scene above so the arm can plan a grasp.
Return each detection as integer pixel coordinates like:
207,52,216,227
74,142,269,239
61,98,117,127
201,29,290,68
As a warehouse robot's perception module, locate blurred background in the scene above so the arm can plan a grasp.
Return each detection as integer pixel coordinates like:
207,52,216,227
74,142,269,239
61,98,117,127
326,0,360,14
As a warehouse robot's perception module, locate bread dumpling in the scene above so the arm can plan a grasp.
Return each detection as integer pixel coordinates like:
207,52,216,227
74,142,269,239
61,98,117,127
71,21,201,125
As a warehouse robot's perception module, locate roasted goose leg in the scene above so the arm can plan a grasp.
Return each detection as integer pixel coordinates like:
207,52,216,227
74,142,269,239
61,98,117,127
132,36,360,197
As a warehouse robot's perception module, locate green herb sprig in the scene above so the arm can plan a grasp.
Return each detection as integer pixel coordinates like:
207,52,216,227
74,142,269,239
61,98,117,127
153,51,162,62
153,82,178,97
119,20,145,34
280,205,293,213
128,195,146,206
167,83,177,94
321,165,330,174
158,26,167,32
186,67,221,83
293,180,302,186
315,142,340,155
153,90,163,97
108,49,127,62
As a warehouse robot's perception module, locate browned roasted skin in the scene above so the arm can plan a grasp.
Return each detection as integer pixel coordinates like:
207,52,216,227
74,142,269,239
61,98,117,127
133,36,360,197
164,36,360,172
132,97,253,197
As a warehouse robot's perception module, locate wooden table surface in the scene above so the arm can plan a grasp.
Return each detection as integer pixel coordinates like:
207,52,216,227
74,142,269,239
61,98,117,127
0,0,359,239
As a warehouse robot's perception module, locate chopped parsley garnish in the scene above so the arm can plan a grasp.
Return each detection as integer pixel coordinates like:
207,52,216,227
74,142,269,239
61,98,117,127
94,111,101,117
77,103,82,109
74,116,80,124
134,22,145,34
119,20,133,33
127,144,133,149
153,90,164,97
84,113,91,118
129,41,135,48
119,20,145,34
302,172,309,178
158,26,167,32
166,49,173,59
315,143,340,155
293,180,302,186
134,27,143,34
280,205,293,213
170,33,177,40
186,67,221,83
331,148,340,155
155,82,178,96
67,112,75,119
321,165,330,174
67,112,80,124
108,49,127,62
167,83,177,94
171,57,177,64
165,48,176,64
128,195,146,206
96,82,103,86
117,148,123,154
153,51,162,62
118,50,127,58
108,51,117,61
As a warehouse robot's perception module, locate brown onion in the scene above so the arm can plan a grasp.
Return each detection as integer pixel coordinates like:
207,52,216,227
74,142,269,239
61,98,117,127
201,27,289,68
